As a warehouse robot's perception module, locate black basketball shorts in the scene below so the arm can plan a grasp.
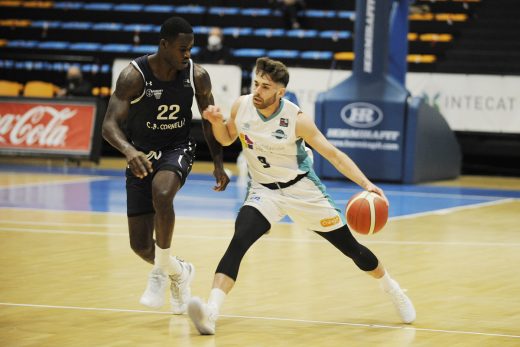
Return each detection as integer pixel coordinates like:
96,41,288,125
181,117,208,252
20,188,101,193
126,141,196,217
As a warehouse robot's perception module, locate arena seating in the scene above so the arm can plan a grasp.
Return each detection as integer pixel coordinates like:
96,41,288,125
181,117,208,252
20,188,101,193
0,0,483,95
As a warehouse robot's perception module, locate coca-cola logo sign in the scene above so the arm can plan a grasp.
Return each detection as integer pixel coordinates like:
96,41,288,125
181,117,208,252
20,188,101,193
0,101,96,154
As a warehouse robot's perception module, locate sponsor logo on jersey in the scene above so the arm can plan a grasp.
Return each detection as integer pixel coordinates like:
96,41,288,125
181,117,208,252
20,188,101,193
340,102,383,128
239,133,254,149
146,118,186,130
145,89,163,99
183,78,191,88
272,129,287,139
145,81,153,86
320,215,340,227
279,118,289,127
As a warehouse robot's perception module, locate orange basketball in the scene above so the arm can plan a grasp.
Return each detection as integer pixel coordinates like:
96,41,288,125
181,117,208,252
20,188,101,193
345,191,388,235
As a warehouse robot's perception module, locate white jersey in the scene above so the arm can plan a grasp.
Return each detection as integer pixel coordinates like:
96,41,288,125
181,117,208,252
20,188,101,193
235,94,313,184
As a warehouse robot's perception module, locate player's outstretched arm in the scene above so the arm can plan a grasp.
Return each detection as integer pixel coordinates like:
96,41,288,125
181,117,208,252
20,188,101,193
296,112,388,204
102,64,152,179
201,97,241,146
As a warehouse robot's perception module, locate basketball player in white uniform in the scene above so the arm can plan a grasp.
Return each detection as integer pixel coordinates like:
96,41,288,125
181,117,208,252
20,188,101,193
188,57,416,335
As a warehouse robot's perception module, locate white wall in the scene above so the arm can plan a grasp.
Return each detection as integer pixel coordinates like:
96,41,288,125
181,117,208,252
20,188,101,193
113,59,520,133
406,73,520,133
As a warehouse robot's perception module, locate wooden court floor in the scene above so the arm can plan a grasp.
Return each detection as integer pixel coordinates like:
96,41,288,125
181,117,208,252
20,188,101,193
0,160,519,346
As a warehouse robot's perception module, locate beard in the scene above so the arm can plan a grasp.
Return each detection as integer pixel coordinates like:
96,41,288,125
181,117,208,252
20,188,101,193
253,93,278,110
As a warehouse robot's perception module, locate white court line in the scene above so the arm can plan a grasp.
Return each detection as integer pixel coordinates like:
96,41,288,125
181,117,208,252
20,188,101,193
326,186,516,201
1,226,520,247
389,198,517,221
0,302,518,339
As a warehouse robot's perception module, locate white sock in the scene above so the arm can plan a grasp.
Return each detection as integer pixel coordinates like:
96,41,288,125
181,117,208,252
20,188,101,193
379,271,398,292
154,244,171,272
208,288,226,313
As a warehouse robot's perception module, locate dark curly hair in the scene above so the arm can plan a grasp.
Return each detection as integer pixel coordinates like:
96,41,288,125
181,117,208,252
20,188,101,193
160,16,193,41
255,57,289,87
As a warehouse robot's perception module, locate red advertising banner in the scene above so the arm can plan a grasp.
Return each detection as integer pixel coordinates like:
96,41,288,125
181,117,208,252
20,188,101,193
0,99,97,156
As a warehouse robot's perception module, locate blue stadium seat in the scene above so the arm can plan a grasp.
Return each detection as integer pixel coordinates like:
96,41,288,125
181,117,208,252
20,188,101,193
0,60,14,69
31,21,61,29
123,24,155,32
175,5,206,14
92,23,123,31
82,3,114,11
338,11,356,20
53,2,83,10
268,50,299,59
223,27,253,37
37,41,69,50
114,4,143,12
253,28,285,37
193,26,211,35
209,7,240,16
6,41,38,48
144,5,175,13
61,22,93,30
300,51,333,60
30,61,45,70
132,45,156,54
286,29,318,38
69,43,101,51
304,10,336,18
51,62,66,71
319,30,351,40
101,44,133,52
240,8,272,17
232,48,267,57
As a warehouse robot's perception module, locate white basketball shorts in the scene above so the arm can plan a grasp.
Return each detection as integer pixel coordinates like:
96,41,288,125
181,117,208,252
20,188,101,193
243,174,346,232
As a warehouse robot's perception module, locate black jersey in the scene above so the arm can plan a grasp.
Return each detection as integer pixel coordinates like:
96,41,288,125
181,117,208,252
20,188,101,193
126,55,195,152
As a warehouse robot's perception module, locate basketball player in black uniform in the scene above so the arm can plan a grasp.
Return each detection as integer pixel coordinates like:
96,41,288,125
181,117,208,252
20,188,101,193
102,17,230,314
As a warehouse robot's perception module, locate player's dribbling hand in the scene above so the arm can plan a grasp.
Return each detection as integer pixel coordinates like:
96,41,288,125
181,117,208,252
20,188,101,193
365,183,389,206
203,105,224,125
126,150,153,179
213,166,230,192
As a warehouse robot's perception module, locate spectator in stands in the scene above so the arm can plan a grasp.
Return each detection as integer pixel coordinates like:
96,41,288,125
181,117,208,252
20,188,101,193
102,16,229,315
199,27,231,65
278,0,306,29
57,66,92,97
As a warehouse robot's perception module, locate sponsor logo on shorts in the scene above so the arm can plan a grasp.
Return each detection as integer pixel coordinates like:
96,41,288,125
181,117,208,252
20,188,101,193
320,215,340,227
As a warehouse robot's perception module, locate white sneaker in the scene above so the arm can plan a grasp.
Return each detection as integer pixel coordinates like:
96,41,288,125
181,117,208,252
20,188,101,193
169,259,195,314
382,281,416,324
188,297,217,335
140,267,168,308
